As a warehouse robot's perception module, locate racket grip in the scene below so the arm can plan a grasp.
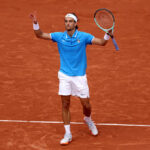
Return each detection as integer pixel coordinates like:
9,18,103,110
111,37,119,51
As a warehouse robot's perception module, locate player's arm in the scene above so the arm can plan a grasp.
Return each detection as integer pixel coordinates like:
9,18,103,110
30,13,51,40
92,37,108,46
92,31,112,46
33,26,51,40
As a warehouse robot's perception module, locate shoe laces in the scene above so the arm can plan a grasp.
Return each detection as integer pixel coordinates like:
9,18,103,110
64,133,72,139
85,119,95,129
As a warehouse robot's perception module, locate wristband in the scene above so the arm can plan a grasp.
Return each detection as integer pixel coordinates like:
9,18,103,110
104,33,110,40
33,23,40,30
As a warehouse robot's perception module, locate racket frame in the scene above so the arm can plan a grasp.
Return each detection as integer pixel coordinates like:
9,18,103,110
94,8,115,34
94,8,119,50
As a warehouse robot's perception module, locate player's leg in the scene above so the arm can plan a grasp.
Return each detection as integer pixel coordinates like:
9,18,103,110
71,74,98,136
80,97,91,117
61,95,71,125
58,71,72,145
80,97,98,136
60,96,72,145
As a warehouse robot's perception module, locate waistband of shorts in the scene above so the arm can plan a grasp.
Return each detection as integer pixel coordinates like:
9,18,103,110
58,71,86,77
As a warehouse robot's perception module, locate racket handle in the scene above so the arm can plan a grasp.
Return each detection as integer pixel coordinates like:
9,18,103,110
111,37,119,51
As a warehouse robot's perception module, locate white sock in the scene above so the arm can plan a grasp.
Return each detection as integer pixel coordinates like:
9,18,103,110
84,116,92,121
64,125,71,135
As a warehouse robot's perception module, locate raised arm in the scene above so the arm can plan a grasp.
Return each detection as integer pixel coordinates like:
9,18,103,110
30,13,51,40
92,31,112,46
92,37,108,46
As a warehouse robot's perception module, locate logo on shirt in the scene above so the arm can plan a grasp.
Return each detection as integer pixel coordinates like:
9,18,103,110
77,39,80,43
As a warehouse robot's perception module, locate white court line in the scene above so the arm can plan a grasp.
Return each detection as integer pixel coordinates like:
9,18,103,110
0,120,150,127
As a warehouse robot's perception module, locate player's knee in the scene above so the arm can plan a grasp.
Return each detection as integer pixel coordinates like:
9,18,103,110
61,96,70,109
62,100,70,110
83,102,91,110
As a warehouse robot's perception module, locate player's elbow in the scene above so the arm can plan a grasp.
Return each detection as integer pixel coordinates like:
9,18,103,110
34,30,43,39
35,34,42,38
101,40,107,46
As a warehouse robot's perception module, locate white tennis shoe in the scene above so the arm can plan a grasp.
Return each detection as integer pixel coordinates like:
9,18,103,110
60,133,72,145
84,117,98,136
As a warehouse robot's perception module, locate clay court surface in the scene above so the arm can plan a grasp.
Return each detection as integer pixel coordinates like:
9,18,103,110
0,0,150,149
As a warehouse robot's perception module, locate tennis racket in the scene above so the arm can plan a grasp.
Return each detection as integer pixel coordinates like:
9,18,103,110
94,8,119,51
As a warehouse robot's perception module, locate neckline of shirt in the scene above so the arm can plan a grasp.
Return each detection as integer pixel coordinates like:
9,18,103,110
65,30,78,39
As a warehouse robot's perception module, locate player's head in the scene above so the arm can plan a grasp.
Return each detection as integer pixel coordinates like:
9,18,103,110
65,13,79,31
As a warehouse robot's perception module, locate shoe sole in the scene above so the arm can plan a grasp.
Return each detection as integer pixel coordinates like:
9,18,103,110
60,139,72,146
91,131,99,136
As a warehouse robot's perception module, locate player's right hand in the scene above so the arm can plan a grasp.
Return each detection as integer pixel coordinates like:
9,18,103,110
29,12,38,24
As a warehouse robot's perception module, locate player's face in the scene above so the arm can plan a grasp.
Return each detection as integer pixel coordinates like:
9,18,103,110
65,17,77,31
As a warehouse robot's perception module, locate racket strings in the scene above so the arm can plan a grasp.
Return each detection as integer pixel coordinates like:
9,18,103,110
95,10,114,29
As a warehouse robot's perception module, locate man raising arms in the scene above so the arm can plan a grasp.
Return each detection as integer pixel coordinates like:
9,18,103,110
30,12,110,145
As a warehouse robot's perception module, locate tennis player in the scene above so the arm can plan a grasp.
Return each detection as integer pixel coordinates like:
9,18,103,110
30,12,111,145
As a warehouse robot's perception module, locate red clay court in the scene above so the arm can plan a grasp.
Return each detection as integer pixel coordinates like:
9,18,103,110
0,0,150,149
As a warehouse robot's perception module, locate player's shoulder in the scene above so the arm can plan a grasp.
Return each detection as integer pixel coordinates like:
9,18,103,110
50,32,64,39
50,32,64,41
